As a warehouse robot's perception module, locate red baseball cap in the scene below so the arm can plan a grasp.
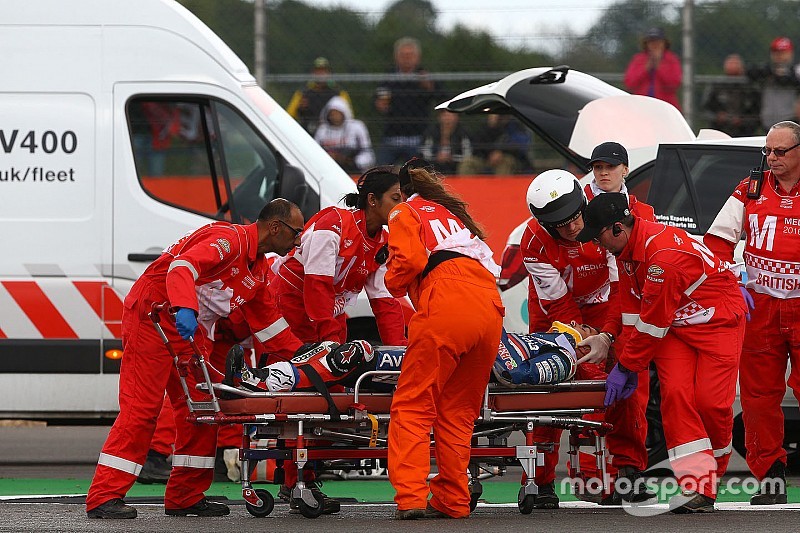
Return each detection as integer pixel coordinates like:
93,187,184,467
771,37,793,52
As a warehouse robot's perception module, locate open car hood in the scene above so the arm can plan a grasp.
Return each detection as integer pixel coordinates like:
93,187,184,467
436,66,697,167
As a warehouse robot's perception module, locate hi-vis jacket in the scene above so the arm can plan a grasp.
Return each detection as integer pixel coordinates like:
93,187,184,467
129,221,299,355
521,217,618,326
275,206,405,345
616,218,745,373
384,194,500,303
705,172,800,299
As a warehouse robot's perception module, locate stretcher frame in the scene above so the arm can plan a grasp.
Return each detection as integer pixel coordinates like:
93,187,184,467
149,302,612,518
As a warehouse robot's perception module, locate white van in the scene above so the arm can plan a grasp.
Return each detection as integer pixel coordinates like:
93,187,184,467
0,0,364,420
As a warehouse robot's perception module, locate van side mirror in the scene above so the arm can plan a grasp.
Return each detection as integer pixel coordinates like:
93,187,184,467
279,164,319,220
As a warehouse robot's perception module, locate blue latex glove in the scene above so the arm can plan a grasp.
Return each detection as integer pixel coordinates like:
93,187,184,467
175,307,198,340
739,285,755,321
604,364,638,407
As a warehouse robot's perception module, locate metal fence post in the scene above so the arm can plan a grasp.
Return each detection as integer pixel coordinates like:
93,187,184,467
254,0,266,87
682,0,694,129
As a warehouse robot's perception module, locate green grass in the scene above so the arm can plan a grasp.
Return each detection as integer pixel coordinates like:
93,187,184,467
0,478,795,504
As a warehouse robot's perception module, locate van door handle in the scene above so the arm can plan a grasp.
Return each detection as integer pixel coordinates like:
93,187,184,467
128,253,161,262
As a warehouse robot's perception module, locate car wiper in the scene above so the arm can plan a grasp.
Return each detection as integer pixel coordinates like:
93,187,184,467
529,65,569,85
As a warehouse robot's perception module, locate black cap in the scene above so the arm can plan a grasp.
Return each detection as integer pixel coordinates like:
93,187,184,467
576,192,631,243
644,27,666,41
589,142,628,167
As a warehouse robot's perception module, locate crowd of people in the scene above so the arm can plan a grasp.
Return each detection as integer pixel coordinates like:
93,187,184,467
291,38,534,175
289,31,800,178
84,121,800,518
82,29,800,521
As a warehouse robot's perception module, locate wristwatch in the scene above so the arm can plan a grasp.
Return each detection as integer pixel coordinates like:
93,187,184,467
600,331,615,344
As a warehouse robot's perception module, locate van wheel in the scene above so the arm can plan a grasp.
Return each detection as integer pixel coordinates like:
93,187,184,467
346,318,381,344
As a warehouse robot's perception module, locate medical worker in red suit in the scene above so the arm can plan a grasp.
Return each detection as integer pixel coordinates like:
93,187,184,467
578,193,746,514
143,305,299,485
704,120,800,505
384,160,504,520
521,168,653,507
583,142,655,221
86,199,304,519
271,167,407,512
273,166,407,346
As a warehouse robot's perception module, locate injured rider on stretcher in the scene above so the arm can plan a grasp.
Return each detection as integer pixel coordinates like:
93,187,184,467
223,321,595,394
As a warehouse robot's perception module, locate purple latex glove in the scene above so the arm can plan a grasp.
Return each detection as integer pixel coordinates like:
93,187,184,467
739,285,755,321
604,364,639,407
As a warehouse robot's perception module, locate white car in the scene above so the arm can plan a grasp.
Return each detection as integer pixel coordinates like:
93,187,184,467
439,66,800,470
437,66,762,331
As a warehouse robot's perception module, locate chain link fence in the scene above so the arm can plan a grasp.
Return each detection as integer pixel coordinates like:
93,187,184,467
179,0,800,173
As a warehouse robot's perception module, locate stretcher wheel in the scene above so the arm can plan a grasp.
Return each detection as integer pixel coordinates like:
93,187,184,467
296,492,325,519
518,487,535,515
245,488,275,518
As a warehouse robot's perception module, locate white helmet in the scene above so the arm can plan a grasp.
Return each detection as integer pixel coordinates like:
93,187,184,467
526,169,586,227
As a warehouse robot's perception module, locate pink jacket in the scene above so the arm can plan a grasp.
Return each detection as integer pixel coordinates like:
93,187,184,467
624,50,682,110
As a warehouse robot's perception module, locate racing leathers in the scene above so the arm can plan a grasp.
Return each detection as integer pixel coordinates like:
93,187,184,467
521,216,648,490
617,217,747,499
86,221,301,513
385,194,504,518
704,172,800,480
273,206,406,345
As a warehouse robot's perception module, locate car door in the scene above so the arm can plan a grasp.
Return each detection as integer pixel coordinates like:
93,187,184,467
626,143,762,236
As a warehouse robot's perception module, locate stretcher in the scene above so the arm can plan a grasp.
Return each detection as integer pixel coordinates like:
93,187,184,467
149,303,612,518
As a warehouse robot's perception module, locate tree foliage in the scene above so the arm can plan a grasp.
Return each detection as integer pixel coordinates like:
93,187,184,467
178,0,800,78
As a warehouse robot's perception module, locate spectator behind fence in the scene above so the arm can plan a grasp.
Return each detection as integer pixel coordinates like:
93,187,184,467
748,37,800,131
460,114,532,175
374,37,443,165
420,110,473,174
286,57,351,135
314,96,375,174
624,27,682,111
787,94,800,123
702,54,761,137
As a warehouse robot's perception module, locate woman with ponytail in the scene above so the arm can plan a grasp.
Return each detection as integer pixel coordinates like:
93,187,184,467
383,159,505,520
272,166,406,346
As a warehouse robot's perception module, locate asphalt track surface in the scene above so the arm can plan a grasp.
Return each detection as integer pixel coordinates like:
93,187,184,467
3,424,800,532
3,500,800,533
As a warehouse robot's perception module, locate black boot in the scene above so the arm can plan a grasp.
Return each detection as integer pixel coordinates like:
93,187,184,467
137,449,171,484
87,498,137,519
602,466,657,504
532,482,559,509
223,344,245,387
165,498,230,517
670,491,715,513
225,344,268,391
279,481,341,514
750,460,788,505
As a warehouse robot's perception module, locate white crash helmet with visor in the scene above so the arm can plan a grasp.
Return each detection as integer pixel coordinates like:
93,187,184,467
526,169,586,232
